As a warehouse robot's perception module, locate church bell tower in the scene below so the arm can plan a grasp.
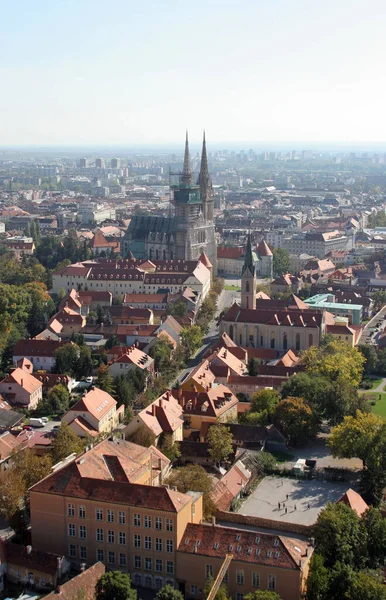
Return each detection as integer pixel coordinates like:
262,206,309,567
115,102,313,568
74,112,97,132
241,233,256,310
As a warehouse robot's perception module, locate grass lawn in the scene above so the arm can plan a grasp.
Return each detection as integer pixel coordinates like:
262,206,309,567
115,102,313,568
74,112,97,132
360,391,386,417
224,285,241,291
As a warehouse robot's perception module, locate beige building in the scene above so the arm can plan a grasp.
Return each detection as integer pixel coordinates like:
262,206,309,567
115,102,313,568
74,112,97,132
30,439,203,591
177,523,313,600
0,367,43,410
52,257,211,301
125,390,184,445
62,387,124,437
108,347,154,378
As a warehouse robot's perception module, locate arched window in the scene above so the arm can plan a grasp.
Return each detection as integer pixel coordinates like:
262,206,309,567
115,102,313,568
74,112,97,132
156,249,159,260
283,333,288,350
171,251,174,259
246,281,250,293
270,332,275,349
239,334,242,345
149,248,153,260
296,333,301,351
308,334,313,347
229,325,234,340
163,250,166,260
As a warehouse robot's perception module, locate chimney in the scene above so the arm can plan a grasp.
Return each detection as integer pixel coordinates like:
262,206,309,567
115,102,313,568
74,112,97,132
152,404,156,416
305,548,309,557
158,457,162,471
212,516,216,526
175,386,182,399
21,378,24,388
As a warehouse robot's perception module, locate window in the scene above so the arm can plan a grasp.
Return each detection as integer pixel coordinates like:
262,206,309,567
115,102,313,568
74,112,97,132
107,509,114,523
206,565,213,579
119,553,126,567
79,525,86,539
156,559,163,572
96,528,103,542
166,561,174,574
268,574,276,590
270,333,275,349
134,556,141,569
296,333,300,351
191,585,198,596
145,575,153,587
145,536,152,550
108,530,115,544
237,594,244,600
144,515,151,528
237,570,244,585
134,534,141,548
119,511,126,524
108,551,115,565
166,540,173,553
145,557,152,571
133,574,141,586
68,524,75,537
79,505,86,519
69,544,76,557
97,549,104,562
224,570,229,583
229,325,234,340
155,517,162,530
156,538,162,552
134,513,141,527
68,503,74,517
252,572,260,588
96,508,103,521
246,281,250,293
80,546,87,560
283,332,288,350
119,532,126,545
166,519,173,532
155,577,163,590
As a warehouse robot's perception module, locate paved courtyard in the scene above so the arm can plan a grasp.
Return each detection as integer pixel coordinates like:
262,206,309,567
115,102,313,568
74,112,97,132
238,476,351,525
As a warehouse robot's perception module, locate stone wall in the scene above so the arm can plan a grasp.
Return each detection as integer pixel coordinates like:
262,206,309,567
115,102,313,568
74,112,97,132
216,510,312,537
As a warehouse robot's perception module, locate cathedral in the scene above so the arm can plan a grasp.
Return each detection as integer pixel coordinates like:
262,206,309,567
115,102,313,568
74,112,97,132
122,133,217,273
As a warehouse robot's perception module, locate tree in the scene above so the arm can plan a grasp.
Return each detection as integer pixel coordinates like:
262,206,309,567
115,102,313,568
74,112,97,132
12,449,52,510
0,468,26,526
272,247,290,276
244,592,282,600
96,364,115,395
51,422,84,463
166,464,216,519
105,334,121,350
54,343,80,376
155,585,184,600
26,297,47,337
167,299,188,318
361,507,386,567
301,340,365,388
149,338,173,372
126,425,155,448
180,326,203,358
247,357,259,376
160,434,181,463
313,502,361,568
358,344,378,376
347,570,386,600
251,388,280,414
47,384,70,414
372,291,386,312
328,411,384,468
306,553,330,600
95,571,137,600
76,345,93,378
204,577,231,600
207,424,233,465
273,397,317,446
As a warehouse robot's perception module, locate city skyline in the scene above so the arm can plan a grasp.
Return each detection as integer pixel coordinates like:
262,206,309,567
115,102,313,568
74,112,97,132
2,0,386,145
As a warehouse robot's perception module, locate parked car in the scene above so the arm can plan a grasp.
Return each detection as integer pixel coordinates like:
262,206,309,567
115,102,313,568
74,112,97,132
22,425,32,431
40,417,49,424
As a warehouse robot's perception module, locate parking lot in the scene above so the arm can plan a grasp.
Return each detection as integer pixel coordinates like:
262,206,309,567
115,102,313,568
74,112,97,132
238,475,351,526
362,306,386,345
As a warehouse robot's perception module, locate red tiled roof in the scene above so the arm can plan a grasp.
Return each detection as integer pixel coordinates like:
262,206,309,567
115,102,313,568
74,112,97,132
337,488,368,517
217,246,244,260
256,240,273,257
178,523,310,570
44,562,105,600
13,339,68,358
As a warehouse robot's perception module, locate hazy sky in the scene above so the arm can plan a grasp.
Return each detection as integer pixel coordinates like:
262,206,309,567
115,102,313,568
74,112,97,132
2,0,386,146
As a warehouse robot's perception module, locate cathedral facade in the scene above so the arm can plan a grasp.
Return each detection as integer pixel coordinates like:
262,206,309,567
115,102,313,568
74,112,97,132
122,133,217,273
